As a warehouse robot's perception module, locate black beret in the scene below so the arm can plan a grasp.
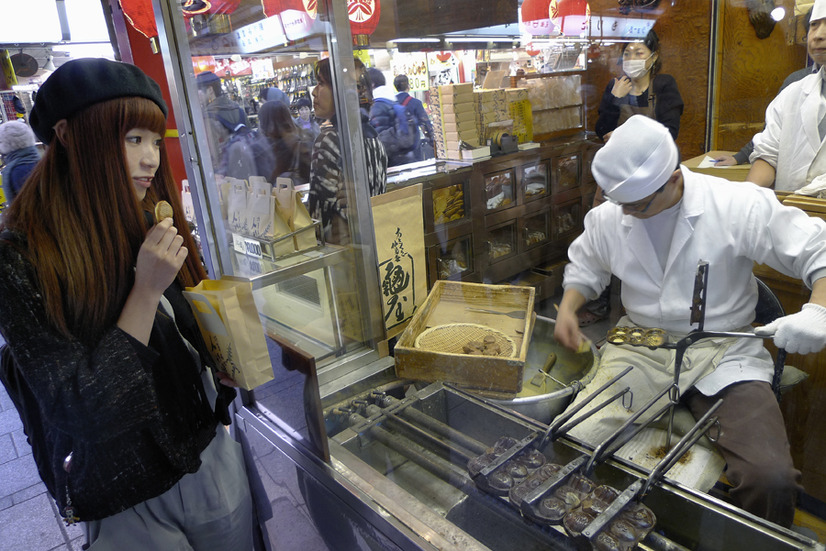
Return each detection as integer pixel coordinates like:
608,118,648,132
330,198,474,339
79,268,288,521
30,58,168,143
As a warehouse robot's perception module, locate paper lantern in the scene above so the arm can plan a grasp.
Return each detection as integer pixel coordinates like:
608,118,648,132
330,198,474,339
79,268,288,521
120,0,158,38
549,0,590,36
521,0,553,36
348,0,381,47
526,44,541,57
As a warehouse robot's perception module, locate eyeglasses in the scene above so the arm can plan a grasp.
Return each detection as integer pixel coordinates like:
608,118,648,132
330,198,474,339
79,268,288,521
604,185,665,214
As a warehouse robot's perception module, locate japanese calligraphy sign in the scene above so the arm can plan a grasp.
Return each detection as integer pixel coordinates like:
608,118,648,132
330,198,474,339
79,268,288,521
371,184,426,337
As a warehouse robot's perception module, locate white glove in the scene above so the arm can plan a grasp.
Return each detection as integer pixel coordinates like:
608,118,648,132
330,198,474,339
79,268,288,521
754,303,826,354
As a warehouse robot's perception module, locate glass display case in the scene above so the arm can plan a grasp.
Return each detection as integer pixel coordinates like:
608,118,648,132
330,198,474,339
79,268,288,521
141,0,826,548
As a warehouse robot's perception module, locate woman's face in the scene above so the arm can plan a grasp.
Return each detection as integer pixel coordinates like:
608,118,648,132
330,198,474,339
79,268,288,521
298,105,311,121
312,80,335,121
622,42,656,68
124,128,162,201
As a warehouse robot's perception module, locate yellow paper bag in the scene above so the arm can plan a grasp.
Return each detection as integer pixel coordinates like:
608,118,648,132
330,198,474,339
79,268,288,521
183,278,273,390
274,177,317,251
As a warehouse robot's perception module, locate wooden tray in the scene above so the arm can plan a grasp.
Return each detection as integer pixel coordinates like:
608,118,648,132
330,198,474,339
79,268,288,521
394,280,535,393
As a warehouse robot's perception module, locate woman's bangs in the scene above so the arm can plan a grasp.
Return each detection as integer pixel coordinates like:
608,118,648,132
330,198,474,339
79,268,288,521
124,97,167,136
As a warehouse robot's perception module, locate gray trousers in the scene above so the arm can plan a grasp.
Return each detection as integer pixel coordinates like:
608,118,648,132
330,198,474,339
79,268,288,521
85,425,253,551
685,381,802,528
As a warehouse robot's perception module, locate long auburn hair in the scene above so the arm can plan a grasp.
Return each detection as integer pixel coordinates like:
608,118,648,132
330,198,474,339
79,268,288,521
2,97,206,345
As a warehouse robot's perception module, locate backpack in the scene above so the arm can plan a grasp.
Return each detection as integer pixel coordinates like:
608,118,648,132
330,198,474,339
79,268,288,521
401,95,432,141
210,108,263,178
374,98,419,156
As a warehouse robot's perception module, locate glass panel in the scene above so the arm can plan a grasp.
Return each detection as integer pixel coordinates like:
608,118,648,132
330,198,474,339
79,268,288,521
521,161,549,202
487,222,516,263
552,153,580,194
485,169,516,211
553,199,581,239
523,211,550,249
434,237,473,281
432,180,468,226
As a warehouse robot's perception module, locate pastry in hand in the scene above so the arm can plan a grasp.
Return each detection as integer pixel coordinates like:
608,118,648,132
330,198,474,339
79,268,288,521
154,200,174,224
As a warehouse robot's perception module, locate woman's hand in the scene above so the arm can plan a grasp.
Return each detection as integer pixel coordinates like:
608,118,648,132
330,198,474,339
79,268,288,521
134,218,188,298
712,154,737,167
611,76,633,99
117,219,188,345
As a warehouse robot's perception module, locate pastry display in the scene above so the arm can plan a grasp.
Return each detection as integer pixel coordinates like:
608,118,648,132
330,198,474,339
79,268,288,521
606,326,668,348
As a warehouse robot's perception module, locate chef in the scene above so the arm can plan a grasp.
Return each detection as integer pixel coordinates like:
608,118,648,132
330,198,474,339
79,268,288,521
748,0,826,191
554,115,826,528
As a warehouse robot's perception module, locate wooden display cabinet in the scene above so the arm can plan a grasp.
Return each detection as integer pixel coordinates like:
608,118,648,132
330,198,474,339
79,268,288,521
399,136,602,301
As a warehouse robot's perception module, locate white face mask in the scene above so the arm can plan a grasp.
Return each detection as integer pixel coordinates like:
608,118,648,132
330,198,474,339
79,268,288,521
623,54,653,79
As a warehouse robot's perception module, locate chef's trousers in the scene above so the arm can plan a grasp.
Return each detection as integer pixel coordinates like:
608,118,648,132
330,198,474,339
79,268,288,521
685,381,802,528
85,425,253,551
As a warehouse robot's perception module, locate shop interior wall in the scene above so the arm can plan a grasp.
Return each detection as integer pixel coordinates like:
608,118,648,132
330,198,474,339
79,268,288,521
713,0,806,153
583,1,712,160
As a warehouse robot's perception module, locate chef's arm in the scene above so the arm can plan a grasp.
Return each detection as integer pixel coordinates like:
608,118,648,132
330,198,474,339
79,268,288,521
746,158,776,188
554,287,589,351
754,276,826,353
808,276,826,308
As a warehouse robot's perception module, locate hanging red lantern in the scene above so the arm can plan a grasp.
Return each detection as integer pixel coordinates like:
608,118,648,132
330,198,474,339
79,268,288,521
435,51,452,63
348,0,381,47
550,0,590,36
120,0,158,38
261,0,280,17
521,0,553,36
526,43,541,57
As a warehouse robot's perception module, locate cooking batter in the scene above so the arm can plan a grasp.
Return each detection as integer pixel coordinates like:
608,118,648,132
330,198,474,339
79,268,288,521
554,115,826,528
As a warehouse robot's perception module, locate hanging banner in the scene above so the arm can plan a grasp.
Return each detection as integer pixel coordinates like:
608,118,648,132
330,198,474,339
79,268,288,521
390,53,429,92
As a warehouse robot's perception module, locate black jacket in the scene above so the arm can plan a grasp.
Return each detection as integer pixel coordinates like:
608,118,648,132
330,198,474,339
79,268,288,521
0,230,230,520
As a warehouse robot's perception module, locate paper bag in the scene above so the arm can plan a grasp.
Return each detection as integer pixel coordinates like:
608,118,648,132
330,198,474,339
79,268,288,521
274,177,317,251
183,278,274,390
226,179,250,234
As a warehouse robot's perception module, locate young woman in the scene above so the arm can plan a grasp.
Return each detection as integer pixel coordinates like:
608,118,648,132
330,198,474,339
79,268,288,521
308,58,387,245
256,99,312,185
0,58,253,550
594,29,684,141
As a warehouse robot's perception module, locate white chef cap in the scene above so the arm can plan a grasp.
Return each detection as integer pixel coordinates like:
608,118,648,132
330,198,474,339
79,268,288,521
813,0,826,23
592,115,678,203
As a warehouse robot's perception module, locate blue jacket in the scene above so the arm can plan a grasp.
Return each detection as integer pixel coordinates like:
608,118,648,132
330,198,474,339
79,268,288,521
396,92,433,138
2,145,40,204
369,92,418,166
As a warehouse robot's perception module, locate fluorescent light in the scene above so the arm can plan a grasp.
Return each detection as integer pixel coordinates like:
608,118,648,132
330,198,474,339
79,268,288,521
446,37,513,43
389,38,441,43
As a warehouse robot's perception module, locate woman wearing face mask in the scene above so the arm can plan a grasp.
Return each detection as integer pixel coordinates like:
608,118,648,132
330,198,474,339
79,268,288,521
594,29,684,142
581,29,683,327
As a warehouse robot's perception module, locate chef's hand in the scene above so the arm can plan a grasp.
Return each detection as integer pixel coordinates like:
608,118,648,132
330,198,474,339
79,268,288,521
754,303,826,354
554,307,586,352
611,76,633,99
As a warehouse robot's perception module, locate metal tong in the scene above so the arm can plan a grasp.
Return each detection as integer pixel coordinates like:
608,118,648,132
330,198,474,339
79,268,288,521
576,399,722,544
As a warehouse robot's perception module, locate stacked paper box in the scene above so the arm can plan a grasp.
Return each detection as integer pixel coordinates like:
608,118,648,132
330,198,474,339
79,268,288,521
434,83,480,160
